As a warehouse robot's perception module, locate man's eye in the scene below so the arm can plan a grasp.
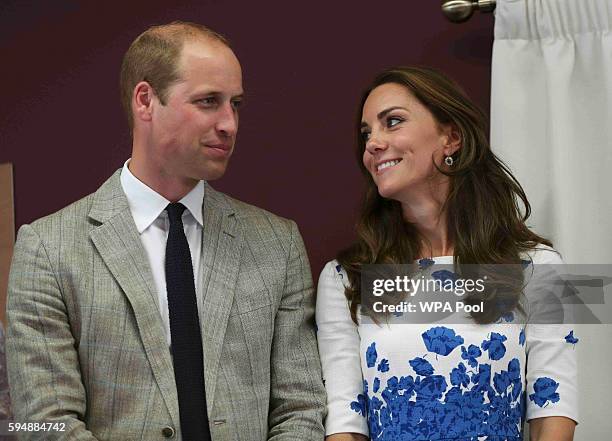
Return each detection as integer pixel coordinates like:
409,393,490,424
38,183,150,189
387,116,403,128
197,97,217,106
231,100,242,109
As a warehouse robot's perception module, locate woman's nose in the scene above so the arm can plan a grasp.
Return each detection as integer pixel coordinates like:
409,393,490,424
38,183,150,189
365,134,388,154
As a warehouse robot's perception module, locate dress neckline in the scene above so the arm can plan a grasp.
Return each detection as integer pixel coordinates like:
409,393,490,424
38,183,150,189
416,256,453,262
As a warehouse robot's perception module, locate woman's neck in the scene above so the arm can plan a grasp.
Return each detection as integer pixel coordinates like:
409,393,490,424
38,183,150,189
399,180,453,258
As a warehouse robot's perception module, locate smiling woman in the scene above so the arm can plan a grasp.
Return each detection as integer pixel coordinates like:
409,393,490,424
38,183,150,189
360,82,460,203
341,66,550,325
316,67,578,441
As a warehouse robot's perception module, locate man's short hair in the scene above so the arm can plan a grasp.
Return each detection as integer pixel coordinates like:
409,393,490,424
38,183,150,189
119,21,230,132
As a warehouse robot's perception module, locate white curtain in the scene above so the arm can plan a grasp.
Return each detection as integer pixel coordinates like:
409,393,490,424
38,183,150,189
491,0,612,265
491,1,612,440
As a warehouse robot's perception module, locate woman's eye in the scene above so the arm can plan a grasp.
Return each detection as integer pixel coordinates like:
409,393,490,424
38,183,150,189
231,100,242,109
387,116,403,128
360,130,371,141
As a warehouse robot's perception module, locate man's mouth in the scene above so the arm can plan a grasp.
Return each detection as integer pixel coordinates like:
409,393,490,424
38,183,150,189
206,143,231,151
203,143,232,158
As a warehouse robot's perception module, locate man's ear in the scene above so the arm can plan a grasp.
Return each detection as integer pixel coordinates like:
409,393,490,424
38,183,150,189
441,123,462,157
132,81,155,124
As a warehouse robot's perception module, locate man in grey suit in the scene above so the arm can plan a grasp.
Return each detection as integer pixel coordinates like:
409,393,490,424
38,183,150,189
6,22,325,440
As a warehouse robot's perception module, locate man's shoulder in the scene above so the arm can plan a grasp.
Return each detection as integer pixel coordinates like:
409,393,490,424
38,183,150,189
19,171,122,241
25,192,96,235
10,190,100,270
208,186,295,233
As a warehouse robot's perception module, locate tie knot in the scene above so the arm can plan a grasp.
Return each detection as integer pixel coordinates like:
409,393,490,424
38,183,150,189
166,203,187,225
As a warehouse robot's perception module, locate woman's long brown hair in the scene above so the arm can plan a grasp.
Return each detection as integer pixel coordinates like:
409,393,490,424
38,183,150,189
337,67,552,324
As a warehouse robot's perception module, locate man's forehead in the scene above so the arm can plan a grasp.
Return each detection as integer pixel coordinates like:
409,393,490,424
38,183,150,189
179,39,239,68
170,39,241,96
180,37,220,56
177,40,240,81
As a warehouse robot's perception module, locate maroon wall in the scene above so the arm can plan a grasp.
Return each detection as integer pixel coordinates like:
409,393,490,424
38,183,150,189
0,0,494,278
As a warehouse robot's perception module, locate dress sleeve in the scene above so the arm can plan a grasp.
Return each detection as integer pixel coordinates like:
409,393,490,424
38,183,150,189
524,247,579,424
316,261,369,436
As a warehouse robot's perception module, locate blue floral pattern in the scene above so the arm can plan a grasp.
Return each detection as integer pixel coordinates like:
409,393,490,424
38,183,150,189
422,326,464,357
529,377,560,408
378,359,390,373
564,330,579,346
409,357,434,376
481,332,508,361
351,325,571,440
450,362,470,388
366,342,378,368
373,377,381,393
431,269,459,285
352,327,527,439
335,263,344,279
461,344,482,368
418,258,435,270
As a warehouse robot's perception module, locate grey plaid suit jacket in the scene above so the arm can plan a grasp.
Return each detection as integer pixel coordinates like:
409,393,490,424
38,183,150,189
6,170,326,441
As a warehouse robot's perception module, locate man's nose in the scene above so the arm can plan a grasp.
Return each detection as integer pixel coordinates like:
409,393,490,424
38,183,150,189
216,103,238,137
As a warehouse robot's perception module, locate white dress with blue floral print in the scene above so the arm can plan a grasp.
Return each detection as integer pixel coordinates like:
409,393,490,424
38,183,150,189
316,247,578,440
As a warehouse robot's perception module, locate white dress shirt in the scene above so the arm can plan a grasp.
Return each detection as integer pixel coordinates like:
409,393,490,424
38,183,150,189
120,159,205,346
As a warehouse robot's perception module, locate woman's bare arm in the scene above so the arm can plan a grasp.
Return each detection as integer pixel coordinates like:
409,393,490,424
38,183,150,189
326,433,369,441
529,416,576,441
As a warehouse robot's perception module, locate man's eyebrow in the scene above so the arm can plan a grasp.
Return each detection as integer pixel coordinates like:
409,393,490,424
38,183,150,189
190,90,220,98
189,91,244,101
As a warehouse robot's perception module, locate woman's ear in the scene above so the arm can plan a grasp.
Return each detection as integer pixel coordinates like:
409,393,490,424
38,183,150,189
441,123,462,156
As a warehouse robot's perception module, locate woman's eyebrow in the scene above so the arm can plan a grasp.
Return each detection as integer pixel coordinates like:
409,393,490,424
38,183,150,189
361,106,410,128
377,106,408,120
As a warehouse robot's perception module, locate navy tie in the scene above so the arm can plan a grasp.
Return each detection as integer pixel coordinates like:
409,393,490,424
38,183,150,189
165,203,211,441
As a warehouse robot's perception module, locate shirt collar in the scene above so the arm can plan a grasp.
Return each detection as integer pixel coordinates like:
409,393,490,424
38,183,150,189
120,159,205,233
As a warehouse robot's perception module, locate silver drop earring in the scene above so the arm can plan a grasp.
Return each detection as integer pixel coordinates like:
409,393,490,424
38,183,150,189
444,156,454,166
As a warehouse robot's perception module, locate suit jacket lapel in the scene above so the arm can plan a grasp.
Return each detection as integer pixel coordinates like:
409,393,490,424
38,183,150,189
88,170,180,428
199,184,242,409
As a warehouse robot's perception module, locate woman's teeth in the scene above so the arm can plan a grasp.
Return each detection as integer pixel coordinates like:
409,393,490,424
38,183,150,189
377,159,401,172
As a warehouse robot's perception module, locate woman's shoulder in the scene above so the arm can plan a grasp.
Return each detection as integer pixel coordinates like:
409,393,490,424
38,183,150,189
319,259,348,287
319,259,350,288
521,244,564,266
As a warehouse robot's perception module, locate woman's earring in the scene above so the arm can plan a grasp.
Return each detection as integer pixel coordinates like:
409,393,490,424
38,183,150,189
444,156,454,166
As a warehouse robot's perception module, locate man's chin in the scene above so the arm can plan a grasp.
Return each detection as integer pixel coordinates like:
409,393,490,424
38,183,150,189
198,165,229,182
